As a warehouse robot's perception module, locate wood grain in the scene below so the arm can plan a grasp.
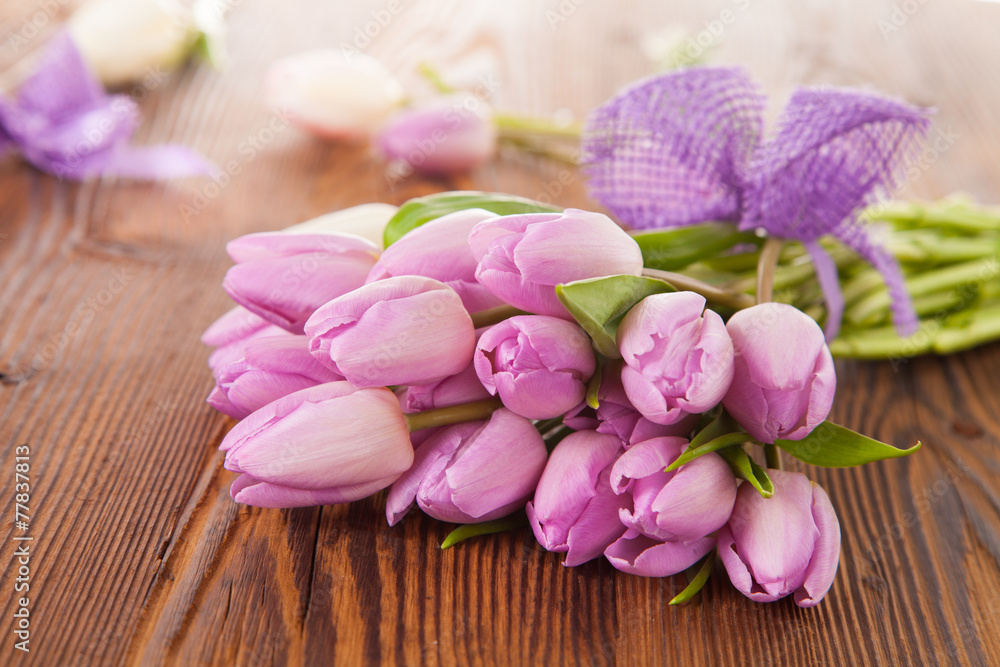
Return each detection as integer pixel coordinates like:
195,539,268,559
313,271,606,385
2,0,1000,664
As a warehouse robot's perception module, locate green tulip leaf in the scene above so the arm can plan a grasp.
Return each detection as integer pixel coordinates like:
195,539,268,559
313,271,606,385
633,223,759,271
384,191,561,246
666,432,752,472
440,513,528,549
556,275,677,358
774,421,921,467
669,552,715,605
718,446,774,498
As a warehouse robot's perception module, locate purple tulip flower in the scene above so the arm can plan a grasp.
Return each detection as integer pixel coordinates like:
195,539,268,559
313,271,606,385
386,408,547,525
366,208,504,313
377,95,497,175
305,275,476,387
474,315,596,420
223,382,414,507
223,232,380,334
526,430,629,566
469,209,644,318
564,359,700,446
403,360,491,412
618,291,735,425
604,436,736,577
717,469,841,607
207,335,345,419
722,303,836,443
202,306,287,371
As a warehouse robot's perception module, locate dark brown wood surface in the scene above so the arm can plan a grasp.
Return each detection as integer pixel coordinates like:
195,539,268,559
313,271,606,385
2,0,1000,664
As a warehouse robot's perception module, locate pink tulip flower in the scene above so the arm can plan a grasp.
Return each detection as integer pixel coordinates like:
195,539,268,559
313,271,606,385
469,209,644,318
386,408,547,525
717,469,841,607
222,382,413,507
202,306,287,371
207,335,345,419
526,430,628,566
618,291,735,425
723,302,836,443
563,359,700,446
366,208,504,313
377,95,497,175
603,436,736,577
403,360,491,413
474,315,596,420
306,275,476,387
223,232,380,334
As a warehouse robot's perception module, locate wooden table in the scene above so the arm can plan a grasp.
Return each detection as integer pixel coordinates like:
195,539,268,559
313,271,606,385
2,0,1000,664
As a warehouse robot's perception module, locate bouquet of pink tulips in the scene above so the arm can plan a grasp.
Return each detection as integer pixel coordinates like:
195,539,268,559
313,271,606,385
203,191,922,608
201,66,1000,607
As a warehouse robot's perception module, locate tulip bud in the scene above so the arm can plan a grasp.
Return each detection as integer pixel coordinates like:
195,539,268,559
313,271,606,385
377,95,497,175
722,303,836,443
469,209,644,318
610,437,737,542
403,360,491,412
282,203,398,249
526,430,628,566
717,469,841,607
473,315,596,420
366,209,504,313
603,436,735,577
618,291,735,425
202,306,286,370
68,0,215,88
207,335,344,419
305,275,476,387
223,232,379,334
223,382,414,507
563,359,700,445
265,50,404,140
385,409,547,524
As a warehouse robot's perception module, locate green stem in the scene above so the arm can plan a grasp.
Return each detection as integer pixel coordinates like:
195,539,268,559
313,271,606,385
756,238,785,304
498,135,579,165
641,268,755,310
405,398,504,432
764,443,782,470
757,242,784,472
470,304,524,328
417,62,455,94
494,112,584,139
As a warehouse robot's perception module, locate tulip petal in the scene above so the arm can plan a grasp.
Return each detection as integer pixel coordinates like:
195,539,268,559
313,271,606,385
610,436,687,494
385,425,468,525
794,483,841,607
233,473,401,508
651,452,737,541
202,306,270,347
605,530,714,577
226,231,378,263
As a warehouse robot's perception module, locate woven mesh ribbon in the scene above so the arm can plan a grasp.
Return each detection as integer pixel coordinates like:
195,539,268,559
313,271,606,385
581,66,932,339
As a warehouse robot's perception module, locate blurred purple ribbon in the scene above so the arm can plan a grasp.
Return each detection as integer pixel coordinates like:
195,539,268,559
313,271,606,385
0,31,213,181
581,67,932,340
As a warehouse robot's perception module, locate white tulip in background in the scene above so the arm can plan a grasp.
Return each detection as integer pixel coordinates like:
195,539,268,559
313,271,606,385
282,203,399,249
265,50,405,140
68,0,225,88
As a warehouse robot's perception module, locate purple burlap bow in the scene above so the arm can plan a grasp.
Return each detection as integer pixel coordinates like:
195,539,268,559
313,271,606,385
0,31,212,181
581,66,932,340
